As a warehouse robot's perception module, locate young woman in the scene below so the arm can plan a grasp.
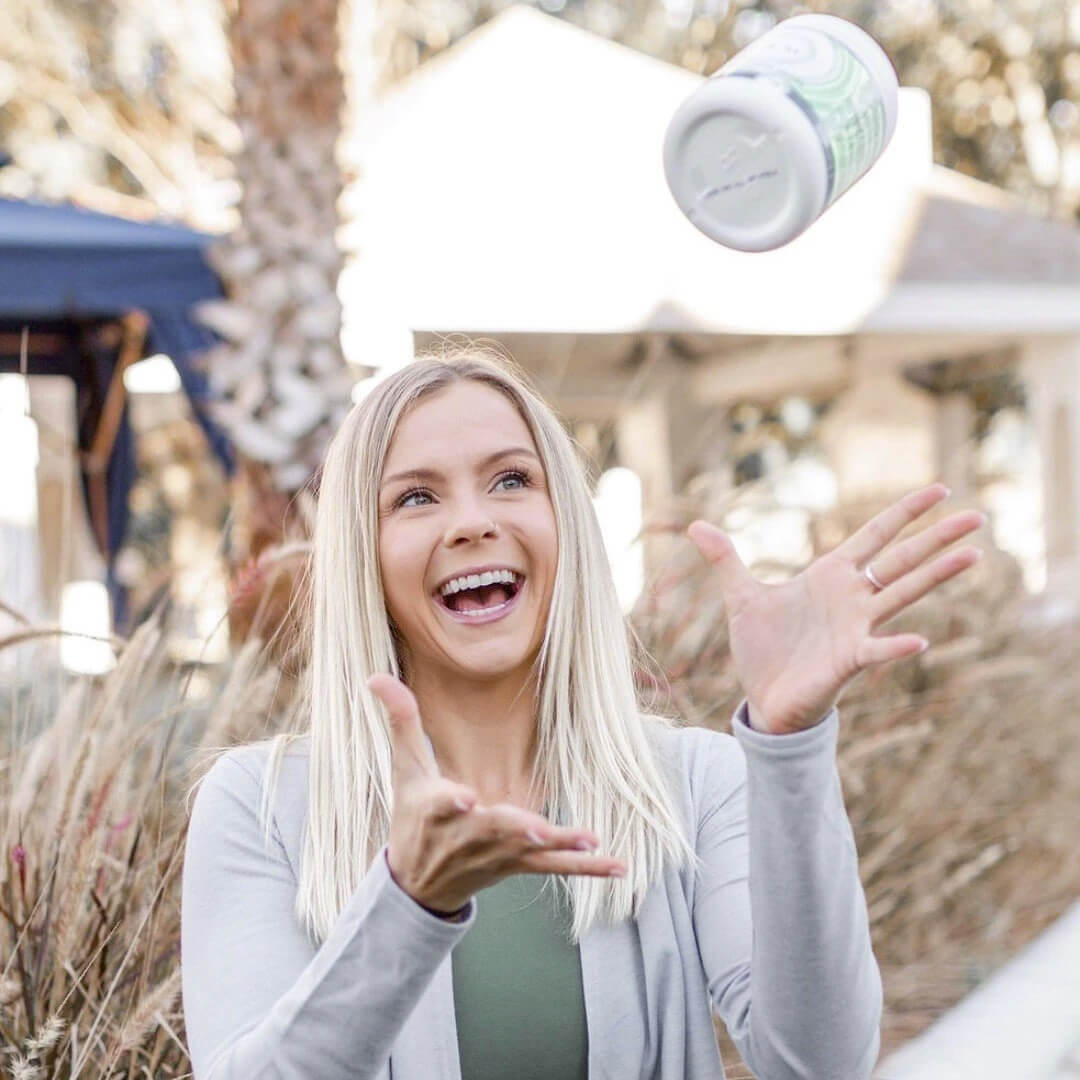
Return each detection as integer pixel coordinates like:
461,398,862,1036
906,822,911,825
181,345,985,1080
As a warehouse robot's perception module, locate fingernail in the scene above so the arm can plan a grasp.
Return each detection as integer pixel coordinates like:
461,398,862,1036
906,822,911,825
575,838,599,852
526,830,545,846
454,798,472,812
608,866,626,877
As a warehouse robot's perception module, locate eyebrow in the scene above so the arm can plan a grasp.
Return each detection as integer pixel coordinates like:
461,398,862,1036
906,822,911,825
380,446,541,489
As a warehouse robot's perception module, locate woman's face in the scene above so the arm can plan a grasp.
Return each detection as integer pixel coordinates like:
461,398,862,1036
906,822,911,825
377,381,558,685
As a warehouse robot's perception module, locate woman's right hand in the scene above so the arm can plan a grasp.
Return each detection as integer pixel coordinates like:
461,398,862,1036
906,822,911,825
367,673,627,915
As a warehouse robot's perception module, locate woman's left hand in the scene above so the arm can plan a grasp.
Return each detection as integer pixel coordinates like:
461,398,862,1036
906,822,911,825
686,483,988,736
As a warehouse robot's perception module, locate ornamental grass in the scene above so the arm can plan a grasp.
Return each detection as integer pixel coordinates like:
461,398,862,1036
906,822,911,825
0,594,288,1078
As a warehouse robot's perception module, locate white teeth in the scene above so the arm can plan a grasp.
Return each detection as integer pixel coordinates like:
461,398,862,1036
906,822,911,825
439,569,519,597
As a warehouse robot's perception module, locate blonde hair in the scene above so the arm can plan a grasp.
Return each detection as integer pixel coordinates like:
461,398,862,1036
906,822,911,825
248,343,699,945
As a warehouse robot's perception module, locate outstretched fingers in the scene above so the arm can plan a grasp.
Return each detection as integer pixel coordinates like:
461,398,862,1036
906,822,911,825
839,486,987,667
855,633,929,668
869,544,983,627
836,483,951,569
467,803,626,878
867,509,987,590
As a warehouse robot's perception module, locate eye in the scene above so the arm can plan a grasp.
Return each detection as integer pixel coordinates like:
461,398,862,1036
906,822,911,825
395,487,432,509
495,468,532,491
393,467,534,509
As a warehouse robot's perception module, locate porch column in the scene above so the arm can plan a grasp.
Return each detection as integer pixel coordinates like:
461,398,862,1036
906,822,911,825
1020,337,1080,606
817,342,938,503
934,391,977,498
29,376,109,618
613,343,729,583
614,392,675,582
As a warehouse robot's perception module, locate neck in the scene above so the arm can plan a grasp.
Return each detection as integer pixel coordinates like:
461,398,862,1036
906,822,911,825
405,666,543,812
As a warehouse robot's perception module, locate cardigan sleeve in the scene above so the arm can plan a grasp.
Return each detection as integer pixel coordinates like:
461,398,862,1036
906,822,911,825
691,700,883,1080
180,751,476,1080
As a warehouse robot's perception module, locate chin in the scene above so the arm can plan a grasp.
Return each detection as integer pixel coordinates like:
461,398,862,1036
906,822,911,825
450,641,537,678
453,651,528,677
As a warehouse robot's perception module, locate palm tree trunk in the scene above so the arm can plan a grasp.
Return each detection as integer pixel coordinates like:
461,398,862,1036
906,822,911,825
199,0,359,566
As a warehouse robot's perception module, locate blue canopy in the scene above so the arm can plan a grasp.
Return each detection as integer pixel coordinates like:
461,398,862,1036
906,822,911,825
0,196,236,631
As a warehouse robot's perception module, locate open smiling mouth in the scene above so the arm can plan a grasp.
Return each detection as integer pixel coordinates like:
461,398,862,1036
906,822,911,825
434,578,526,624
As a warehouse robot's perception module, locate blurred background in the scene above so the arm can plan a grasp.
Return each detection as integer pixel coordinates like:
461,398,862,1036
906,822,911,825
0,1,1078,1077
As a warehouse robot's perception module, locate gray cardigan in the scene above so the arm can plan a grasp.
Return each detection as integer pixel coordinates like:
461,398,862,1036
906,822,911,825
180,701,883,1079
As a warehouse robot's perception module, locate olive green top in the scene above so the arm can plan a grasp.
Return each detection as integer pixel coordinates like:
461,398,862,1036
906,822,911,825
451,872,588,1080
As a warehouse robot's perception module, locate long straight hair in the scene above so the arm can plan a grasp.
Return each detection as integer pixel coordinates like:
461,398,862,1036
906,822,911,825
249,344,700,945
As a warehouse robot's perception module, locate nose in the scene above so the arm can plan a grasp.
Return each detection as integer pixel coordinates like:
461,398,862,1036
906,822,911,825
444,513,499,546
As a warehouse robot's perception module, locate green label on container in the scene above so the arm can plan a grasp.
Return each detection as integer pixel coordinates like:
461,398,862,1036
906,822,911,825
720,24,888,206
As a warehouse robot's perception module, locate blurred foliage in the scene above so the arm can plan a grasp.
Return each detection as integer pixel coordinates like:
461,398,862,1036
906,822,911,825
0,0,239,228
1,0,1079,226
